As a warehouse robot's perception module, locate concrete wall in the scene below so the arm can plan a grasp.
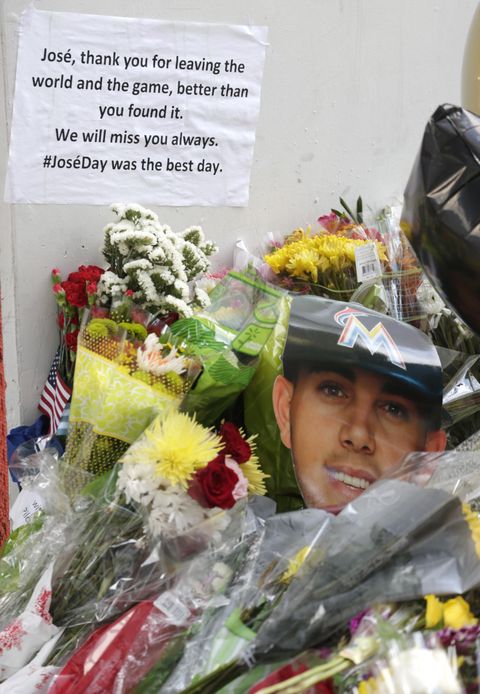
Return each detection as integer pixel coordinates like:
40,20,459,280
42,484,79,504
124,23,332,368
1,0,478,427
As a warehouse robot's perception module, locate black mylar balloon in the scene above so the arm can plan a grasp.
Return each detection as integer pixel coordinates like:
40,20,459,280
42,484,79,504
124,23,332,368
402,104,480,336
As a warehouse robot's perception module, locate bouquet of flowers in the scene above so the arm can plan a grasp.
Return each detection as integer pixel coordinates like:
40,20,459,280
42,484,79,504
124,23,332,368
0,408,268,686
50,264,104,386
263,198,387,301
48,413,267,667
97,202,217,319
64,309,202,477
117,413,268,539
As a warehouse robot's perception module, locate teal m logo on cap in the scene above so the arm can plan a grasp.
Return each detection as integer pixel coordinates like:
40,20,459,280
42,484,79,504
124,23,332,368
334,307,406,370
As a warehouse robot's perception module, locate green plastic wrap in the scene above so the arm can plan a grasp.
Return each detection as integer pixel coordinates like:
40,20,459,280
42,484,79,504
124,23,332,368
243,293,304,512
172,270,286,427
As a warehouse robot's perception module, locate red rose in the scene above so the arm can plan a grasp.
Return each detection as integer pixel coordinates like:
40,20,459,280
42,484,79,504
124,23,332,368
219,422,251,463
62,280,87,308
52,283,63,294
65,329,80,352
189,455,238,509
86,282,97,295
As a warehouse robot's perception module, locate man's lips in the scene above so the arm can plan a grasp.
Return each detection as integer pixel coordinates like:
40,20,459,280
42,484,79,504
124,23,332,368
326,465,377,495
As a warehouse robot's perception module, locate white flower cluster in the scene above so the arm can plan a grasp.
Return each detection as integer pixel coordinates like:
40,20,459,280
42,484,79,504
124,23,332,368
98,203,217,317
117,461,220,538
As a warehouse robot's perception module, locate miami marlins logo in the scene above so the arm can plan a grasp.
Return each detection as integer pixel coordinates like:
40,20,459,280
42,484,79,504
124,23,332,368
334,307,406,370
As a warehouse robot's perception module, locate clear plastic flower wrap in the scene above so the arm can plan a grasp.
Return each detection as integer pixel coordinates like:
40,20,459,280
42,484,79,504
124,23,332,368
161,504,332,692
64,307,202,477
173,452,480,693
0,449,92,681
17,406,268,673
46,500,265,694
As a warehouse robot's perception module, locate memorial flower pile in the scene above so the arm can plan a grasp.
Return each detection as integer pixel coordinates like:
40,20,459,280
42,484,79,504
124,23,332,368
8,172,480,693
96,202,217,319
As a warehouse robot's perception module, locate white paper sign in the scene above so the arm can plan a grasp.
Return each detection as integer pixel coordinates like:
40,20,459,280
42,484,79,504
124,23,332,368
4,8,268,206
9,489,45,532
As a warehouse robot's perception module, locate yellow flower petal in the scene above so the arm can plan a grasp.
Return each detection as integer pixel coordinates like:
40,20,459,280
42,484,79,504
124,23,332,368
358,677,379,694
281,546,311,583
443,596,477,630
122,410,222,487
425,594,444,629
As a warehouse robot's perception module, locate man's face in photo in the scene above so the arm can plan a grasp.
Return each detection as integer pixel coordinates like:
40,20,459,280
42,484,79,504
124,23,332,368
273,366,446,512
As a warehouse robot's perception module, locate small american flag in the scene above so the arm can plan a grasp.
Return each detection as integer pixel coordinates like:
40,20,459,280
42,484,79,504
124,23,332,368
38,350,72,436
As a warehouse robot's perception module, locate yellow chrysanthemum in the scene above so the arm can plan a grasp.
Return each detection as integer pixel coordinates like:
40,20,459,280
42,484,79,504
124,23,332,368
285,248,320,282
264,232,387,285
241,455,269,496
124,410,222,487
281,546,311,583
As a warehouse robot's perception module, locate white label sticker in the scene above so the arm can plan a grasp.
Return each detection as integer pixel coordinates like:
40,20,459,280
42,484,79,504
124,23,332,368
9,490,45,531
354,243,382,282
154,591,191,625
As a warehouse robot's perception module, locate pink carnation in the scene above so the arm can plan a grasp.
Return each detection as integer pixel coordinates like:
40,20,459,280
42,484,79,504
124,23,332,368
224,457,248,501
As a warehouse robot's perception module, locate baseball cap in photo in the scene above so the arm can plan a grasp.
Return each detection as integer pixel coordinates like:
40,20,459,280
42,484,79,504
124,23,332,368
282,295,443,406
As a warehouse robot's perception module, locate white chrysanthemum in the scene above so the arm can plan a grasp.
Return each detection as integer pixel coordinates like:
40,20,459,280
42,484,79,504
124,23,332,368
194,287,211,308
163,295,192,317
137,271,160,303
117,461,157,505
124,258,153,272
111,202,127,218
137,336,187,376
149,247,166,262
112,219,136,234
148,487,210,537
174,279,190,299
100,204,216,317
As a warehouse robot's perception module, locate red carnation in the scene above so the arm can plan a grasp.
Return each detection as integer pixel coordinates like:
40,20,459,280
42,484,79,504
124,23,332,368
189,455,238,509
52,283,63,294
62,280,87,308
219,422,251,463
68,265,104,283
57,313,65,329
65,329,80,352
86,282,97,295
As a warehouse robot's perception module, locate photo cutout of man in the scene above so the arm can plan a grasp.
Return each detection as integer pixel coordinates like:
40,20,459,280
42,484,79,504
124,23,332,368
272,295,446,513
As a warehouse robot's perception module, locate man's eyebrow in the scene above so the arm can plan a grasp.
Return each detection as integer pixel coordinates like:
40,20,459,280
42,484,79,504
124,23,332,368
311,366,356,382
381,380,418,400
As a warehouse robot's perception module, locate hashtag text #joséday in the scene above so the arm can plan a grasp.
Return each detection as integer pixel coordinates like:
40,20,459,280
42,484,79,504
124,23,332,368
43,155,108,172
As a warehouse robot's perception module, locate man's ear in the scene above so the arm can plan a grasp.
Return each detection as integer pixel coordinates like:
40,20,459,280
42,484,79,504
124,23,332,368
425,429,447,453
272,375,294,449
